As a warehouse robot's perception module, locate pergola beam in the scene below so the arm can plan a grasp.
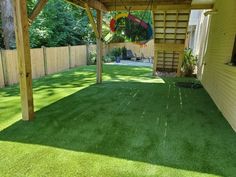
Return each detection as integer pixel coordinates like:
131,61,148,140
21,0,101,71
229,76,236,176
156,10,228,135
66,0,107,12
87,0,107,12
105,4,213,11
12,0,34,121
29,0,48,24
84,3,99,38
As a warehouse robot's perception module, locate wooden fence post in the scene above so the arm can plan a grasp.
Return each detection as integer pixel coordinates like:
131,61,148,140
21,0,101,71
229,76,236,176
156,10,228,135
0,50,6,86
1,50,9,86
68,45,72,69
177,52,184,76
153,49,158,76
86,44,89,65
42,46,48,75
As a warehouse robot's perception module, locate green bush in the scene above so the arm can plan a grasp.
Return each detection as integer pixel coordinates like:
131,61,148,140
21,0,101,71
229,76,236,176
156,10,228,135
87,51,97,65
122,46,127,60
181,48,197,77
103,54,115,63
110,48,122,57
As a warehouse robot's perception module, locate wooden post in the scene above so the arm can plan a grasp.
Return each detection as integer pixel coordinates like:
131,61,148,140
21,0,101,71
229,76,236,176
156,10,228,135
0,50,8,86
153,49,158,76
0,50,6,87
177,52,184,76
86,44,89,65
12,0,34,121
85,3,99,39
68,45,72,69
42,46,48,75
96,10,103,84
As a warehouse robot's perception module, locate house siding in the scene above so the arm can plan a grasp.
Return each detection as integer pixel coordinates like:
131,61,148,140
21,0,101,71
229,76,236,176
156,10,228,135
201,0,236,131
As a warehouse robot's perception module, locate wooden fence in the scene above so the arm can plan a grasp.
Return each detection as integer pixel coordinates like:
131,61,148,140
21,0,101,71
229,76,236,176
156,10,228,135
0,45,88,87
0,41,155,88
106,40,154,58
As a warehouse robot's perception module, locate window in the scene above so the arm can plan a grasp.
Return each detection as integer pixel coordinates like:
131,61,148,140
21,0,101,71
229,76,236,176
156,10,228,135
231,35,236,65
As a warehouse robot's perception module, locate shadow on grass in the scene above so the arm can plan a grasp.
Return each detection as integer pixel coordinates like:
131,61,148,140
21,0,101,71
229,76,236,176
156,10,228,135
0,81,236,177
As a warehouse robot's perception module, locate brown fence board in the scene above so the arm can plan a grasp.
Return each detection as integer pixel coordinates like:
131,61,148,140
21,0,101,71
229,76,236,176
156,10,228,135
31,48,45,79
0,52,5,87
3,50,19,85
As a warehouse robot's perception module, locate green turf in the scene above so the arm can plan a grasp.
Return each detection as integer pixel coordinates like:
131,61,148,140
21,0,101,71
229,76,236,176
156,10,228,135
0,65,235,177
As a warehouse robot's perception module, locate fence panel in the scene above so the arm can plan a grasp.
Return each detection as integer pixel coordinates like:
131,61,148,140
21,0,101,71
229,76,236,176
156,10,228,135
46,47,57,74
57,46,70,71
31,48,45,79
0,53,5,87
70,45,88,67
107,40,154,58
46,46,69,74
2,50,18,85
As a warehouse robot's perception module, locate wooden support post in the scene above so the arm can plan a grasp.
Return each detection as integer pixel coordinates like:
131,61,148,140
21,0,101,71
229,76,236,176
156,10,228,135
177,52,184,76
85,3,99,39
12,0,34,121
0,50,8,86
96,10,103,83
68,45,72,69
42,46,48,75
0,50,6,87
86,44,89,65
153,49,158,76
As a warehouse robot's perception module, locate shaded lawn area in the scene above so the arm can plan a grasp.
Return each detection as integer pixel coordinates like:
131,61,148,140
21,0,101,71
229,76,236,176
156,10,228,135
0,65,236,177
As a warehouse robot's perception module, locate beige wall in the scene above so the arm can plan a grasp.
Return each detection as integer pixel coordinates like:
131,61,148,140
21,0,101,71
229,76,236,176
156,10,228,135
201,0,236,131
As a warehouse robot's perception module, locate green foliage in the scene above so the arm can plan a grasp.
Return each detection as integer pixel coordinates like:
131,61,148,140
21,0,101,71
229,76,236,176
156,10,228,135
103,54,115,63
182,48,197,77
1,1,152,48
87,50,96,65
104,11,152,43
110,48,122,57
28,0,96,48
121,46,127,60
0,13,4,49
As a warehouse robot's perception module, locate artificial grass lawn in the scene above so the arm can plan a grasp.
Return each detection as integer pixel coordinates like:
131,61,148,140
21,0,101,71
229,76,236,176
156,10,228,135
0,65,236,177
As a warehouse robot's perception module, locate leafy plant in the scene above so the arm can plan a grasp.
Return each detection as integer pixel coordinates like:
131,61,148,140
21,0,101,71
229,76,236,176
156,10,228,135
87,51,97,65
181,48,197,77
103,54,115,63
121,46,127,60
110,48,122,57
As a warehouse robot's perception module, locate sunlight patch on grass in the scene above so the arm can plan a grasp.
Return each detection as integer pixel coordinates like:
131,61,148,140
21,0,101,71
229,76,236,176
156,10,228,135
0,141,223,177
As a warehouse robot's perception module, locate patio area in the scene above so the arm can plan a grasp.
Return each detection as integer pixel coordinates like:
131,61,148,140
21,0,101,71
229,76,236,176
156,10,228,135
0,65,235,177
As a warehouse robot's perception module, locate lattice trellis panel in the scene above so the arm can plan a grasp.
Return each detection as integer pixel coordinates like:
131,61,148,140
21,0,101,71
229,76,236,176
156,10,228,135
153,9,190,73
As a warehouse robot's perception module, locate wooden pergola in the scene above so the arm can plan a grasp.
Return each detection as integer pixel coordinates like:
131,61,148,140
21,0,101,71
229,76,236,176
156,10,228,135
12,0,214,121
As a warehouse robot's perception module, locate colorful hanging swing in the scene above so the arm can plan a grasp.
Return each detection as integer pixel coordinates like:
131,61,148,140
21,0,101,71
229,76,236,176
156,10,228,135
109,13,153,45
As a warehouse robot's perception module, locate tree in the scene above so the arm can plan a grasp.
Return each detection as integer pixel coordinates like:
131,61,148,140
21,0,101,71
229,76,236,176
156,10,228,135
28,0,96,48
0,0,15,49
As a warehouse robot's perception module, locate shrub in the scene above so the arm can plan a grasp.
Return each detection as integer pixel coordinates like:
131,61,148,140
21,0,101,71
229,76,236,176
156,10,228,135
181,48,197,77
122,46,127,60
87,51,97,65
110,48,122,57
103,54,115,63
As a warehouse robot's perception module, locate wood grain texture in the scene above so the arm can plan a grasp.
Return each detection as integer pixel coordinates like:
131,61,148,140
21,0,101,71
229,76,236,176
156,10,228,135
12,0,34,120
0,51,5,87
